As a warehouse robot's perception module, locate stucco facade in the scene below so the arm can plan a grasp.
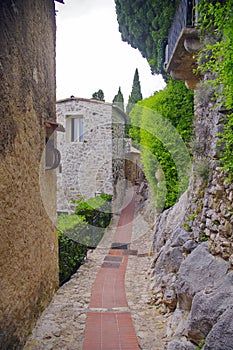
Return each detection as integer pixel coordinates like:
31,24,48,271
56,98,127,213
0,1,58,348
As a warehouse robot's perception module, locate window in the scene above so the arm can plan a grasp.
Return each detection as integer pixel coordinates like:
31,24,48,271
66,115,84,142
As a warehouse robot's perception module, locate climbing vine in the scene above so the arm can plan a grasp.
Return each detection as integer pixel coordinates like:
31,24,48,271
198,0,233,178
129,80,194,209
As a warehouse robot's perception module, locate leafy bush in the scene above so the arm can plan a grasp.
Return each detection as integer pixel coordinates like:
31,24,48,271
58,193,112,284
196,339,206,350
115,0,180,75
198,0,233,179
58,224,87,286
129,80,194,209
74,193,112,224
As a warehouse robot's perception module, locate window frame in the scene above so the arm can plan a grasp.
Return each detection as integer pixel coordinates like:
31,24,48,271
66,114,84,143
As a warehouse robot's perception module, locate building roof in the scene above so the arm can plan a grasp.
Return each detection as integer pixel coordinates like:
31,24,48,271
56,96,128,122
56,96,112,105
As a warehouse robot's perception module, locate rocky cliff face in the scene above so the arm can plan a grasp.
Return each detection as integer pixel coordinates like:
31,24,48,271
150,84,233,349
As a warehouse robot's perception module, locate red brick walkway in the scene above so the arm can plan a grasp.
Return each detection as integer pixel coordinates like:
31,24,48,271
82,189,140,350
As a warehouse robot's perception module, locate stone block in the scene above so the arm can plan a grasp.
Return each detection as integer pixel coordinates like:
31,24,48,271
167,339,196,350
186,272,233,344
176,243,228,311
203,306,233,350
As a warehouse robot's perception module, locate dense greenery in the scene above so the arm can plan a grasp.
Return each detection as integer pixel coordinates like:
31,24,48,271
198,0,233,178
92,89,105,101
58,193,112,284
74,194,112,228
126,68,143,115
114,0,179,75
129,80,194,209
113,86,125,111
58,215,87,285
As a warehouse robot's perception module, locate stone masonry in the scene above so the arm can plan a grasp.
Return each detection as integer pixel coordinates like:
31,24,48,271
56,98,127,213
0,1,59,348
150,78,233,349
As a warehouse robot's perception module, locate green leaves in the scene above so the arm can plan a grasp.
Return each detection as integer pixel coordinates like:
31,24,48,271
58,193,112,284
74,194,112,224
219,112,233,178
198,0,233,178
126,68,143,115
92,89,105,101
114,0,179,75
113,87,124,111
129,80,194,210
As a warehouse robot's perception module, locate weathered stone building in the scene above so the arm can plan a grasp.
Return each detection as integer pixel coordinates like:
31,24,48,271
56,97,127,213
0,1,60,348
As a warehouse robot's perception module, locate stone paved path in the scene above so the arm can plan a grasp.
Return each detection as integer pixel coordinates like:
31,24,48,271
82,189,139,350
24,189,167,350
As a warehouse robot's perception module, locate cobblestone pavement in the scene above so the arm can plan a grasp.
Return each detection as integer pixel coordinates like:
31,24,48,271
24,195,168,350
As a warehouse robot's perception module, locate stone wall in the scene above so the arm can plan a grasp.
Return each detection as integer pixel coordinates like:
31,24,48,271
56,99,126,213
186,91,233,263
0,1,58,348
150,80,233,349
112,106,126,212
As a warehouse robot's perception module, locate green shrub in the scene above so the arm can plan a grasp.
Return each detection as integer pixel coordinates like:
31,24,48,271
198,0,233,179
58,226,87,285
183,222,192,232
58,193,112,284
200,231,208,242
129,80,194,209
74,193,112,224
196,339,206,350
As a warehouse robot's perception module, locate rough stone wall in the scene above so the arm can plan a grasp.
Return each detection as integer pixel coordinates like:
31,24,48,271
150,80,233,349
112,107,126,212
56,99,126,213
185,91,233,263
0,1,58,348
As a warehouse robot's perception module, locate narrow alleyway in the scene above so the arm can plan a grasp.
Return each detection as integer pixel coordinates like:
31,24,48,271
24,188,167,350
82,189,138,350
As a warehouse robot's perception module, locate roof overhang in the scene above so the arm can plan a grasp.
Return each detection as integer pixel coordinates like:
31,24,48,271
44,120,65,132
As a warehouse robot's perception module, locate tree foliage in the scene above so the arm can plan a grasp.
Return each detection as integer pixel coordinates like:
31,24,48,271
129,80,194,209
113,86,124,111
198,0,233,178
114,0,179,75
92,89,105,101
58,193,112,284
126,68,143,115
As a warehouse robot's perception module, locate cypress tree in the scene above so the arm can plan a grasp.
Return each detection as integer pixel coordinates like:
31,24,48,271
113,86,124,111
126,68,143,115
